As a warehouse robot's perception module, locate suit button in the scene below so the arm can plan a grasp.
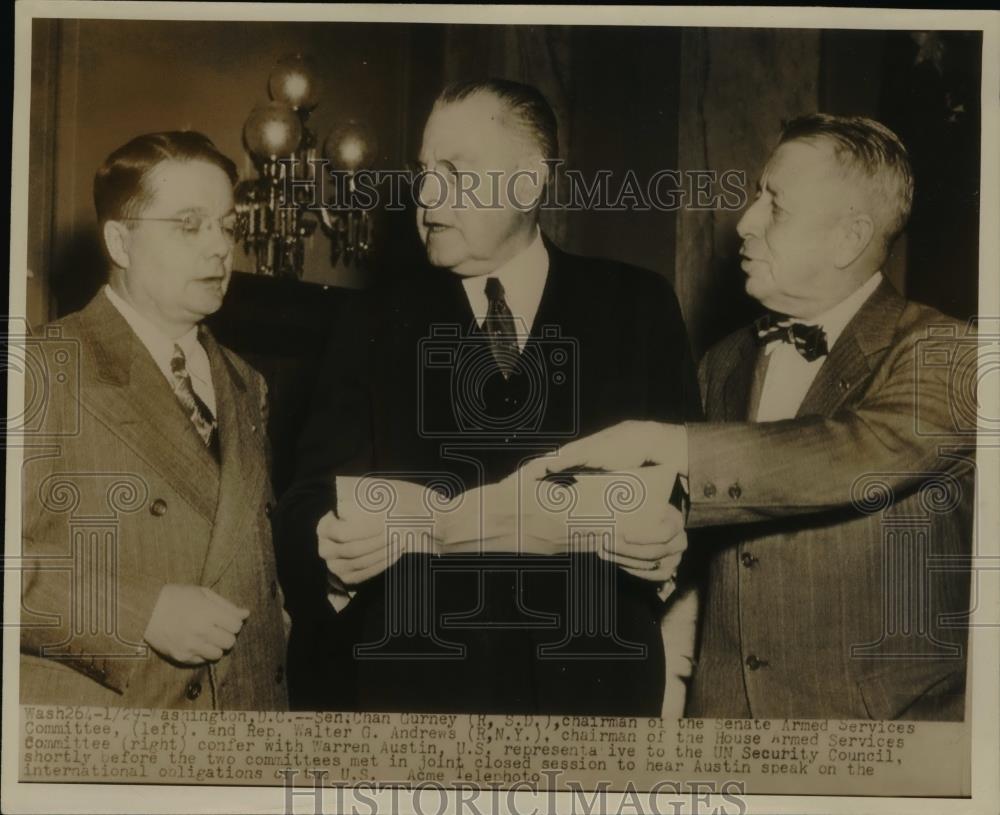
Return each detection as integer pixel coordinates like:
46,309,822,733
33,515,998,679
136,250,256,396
745,655,768,671
703,482,717,498
270,580,278,599
275,666,284,684
265,501,274,518
741,552,758,568
728,483,742,500
185,680,202,700
150,499,168,517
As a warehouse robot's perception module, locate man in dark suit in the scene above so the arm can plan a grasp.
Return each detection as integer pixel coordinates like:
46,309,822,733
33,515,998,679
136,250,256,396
277,79,701,714
521,114,975,720
20,132,289,710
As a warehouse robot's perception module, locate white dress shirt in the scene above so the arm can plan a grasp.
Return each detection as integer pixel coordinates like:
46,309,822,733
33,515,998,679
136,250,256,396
755,272,883,422
461,228,549,350
103,284,216,414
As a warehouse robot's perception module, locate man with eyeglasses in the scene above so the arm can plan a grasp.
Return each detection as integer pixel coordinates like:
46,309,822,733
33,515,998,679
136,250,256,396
20,131,289,710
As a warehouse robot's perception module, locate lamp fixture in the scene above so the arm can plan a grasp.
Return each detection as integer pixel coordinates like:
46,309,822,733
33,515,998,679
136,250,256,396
236,54,374,278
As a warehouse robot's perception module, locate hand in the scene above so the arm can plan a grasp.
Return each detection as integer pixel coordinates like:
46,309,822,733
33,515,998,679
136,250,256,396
581,467,687,579
143,585,249,665
522,464,688,576
317,508,409,587
519,420,689,481
607,520,687,584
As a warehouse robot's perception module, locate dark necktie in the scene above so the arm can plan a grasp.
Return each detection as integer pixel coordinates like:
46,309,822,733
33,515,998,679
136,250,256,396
753,313,829,362
484,276,520,378
170,344,219,458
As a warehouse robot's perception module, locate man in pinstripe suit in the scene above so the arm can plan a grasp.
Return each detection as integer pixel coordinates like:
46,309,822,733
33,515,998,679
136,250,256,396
20,132,289,710
522,114,975,720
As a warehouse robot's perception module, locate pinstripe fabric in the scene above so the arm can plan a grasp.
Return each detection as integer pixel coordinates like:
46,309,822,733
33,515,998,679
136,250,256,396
685,281,974,720
19,294,288,710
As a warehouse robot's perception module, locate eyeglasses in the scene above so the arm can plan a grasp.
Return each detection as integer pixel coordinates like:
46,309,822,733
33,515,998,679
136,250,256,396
124,213,238,243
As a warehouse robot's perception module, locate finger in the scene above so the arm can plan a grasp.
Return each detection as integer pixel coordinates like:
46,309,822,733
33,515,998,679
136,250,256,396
618,556,682,583
207,613,243,637
318,532,381,561
196,594,248,638
318,530,400,561
317,512,385,543
335,536,410,581
619,564,678,586
600,547,665,571
604,538,677,562
171,648,206,666
202,624,238,652
342,545,407,585
618,514,686,546
200,587,250,619
327,541,396,573
518,443,595,481
327,542,404,584
193,641,225,662
602,544,684,574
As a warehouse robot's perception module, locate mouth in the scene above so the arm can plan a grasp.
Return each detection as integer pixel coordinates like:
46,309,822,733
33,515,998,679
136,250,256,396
194,275,227,286
738,248,764,270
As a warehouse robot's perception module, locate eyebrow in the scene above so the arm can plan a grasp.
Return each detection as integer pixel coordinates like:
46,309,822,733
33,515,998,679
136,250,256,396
171,206,237,218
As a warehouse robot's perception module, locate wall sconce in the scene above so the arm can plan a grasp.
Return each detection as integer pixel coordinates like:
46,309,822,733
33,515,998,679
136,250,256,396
236,54,375,278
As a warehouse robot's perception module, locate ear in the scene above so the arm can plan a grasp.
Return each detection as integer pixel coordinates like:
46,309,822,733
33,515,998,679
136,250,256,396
103,220,132,270
509,154,548,212
832,212,875,269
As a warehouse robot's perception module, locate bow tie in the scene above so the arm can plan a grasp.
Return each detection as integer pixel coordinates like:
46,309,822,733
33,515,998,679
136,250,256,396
753,313,829,362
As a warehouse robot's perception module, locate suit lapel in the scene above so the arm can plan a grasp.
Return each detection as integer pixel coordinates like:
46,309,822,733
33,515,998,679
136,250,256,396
720,332,761,421
77,294,219,521
797,279,905,417
197,328,267,587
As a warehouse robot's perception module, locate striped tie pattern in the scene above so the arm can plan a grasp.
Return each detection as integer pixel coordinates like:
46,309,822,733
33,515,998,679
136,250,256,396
484,276,520,378
169,344,219,454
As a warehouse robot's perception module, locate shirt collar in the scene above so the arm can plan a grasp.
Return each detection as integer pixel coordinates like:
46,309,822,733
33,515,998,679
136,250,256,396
764,272,883,357
103,284,201,367
461,228,549,335
806,271,883,349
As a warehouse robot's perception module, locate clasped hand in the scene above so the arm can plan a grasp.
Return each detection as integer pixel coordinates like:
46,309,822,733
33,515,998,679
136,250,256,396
143,584,249,665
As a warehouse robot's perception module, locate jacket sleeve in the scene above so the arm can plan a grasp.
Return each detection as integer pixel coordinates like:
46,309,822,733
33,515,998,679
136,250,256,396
686,313,976,527
274,291,375,620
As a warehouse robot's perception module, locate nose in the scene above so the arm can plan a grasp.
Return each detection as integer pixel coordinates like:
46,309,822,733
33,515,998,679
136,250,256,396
416,168,453,214
736,196,764,241
204,218,235,257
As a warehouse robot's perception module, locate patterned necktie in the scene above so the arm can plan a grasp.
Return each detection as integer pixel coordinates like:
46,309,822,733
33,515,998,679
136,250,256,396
169,344,219,457
753,313,829,362
484,276,520,378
